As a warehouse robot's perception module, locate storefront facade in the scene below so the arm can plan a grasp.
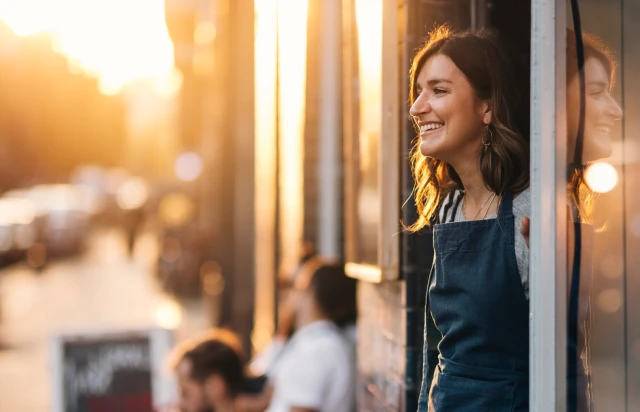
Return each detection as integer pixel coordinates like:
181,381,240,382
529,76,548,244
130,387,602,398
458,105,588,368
344,0,640,411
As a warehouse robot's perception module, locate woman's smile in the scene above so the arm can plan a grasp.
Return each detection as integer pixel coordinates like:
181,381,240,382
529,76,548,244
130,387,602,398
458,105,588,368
593,123,614,141
567,58,623,162
419,122,445,138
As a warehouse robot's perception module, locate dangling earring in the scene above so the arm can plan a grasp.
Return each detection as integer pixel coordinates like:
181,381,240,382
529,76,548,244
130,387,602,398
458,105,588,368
482,125,493,153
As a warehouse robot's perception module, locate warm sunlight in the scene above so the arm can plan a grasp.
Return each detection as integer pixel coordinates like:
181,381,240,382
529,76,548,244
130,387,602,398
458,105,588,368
355,0,382,172
277,0,308,268
253,0,279,354
0,0,176,95
585,161,618,194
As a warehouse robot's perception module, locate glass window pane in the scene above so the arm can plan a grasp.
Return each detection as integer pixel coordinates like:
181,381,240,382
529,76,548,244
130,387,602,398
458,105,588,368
564,1,638,410
354,0,382,266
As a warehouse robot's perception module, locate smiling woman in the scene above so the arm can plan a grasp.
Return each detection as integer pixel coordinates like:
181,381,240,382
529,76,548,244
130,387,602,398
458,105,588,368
407,26,535,412
0,0,176,95
408,26,529,230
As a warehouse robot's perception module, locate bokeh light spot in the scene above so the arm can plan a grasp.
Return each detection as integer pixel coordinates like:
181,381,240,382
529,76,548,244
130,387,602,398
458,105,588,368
598,254,624,280
585,162,618,193
174,152,203,182
116,177,149,210
596,288,623,314
159,193,194,228
154,299,183,329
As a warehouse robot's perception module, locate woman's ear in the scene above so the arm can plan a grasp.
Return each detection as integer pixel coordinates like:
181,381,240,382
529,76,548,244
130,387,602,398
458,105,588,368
481,101,492,125
483,110,492,126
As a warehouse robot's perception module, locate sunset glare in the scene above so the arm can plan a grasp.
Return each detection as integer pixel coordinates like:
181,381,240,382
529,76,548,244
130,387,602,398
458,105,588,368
0,0,176,95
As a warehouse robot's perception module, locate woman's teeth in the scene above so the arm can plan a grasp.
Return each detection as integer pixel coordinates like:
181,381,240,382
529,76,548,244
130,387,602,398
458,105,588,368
596,125,611,134
420,123,443,133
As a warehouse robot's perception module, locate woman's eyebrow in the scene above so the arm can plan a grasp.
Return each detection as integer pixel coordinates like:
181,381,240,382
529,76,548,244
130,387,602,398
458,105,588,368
586,80,608,88
427,78,453,86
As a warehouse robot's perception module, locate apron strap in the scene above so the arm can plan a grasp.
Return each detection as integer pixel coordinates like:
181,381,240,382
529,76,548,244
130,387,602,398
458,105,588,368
498,190,514,219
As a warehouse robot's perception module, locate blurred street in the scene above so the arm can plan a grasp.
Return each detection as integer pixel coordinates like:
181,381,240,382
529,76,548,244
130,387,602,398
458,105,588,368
0,226,206,411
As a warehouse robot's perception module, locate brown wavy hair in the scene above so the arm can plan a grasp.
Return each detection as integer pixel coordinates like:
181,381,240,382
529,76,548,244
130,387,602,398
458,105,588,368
566,30,616,222
407,26,529,231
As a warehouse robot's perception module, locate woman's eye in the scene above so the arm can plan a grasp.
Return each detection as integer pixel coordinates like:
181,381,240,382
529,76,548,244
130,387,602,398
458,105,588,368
588,89,604,97
434,88,446,95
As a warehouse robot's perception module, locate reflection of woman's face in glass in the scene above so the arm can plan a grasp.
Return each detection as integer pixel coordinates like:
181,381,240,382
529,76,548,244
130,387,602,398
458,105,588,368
567,57,623,163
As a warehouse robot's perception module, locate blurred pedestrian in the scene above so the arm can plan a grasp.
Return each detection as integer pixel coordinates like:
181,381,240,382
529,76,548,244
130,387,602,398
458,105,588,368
249,243,317,377
266,258,357,412
407,26,531,411
170,329,246,412
122,205,145,256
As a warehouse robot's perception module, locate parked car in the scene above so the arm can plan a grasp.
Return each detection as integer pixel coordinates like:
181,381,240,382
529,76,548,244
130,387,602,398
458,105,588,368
0,197,38,267
6,185,91,260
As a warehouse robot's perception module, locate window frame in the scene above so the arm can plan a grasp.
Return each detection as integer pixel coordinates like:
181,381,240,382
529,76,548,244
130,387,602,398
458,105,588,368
530,0,569,409
343,0,400,282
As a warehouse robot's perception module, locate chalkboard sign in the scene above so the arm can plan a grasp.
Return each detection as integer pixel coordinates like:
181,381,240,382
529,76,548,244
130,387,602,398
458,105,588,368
51,328,176,412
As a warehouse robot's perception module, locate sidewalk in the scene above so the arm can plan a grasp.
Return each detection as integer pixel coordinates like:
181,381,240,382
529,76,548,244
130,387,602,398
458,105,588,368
0,227,207,411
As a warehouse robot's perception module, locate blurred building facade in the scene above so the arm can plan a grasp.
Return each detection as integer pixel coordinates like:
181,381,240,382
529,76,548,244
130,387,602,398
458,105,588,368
165,0,256,351
0,22,126,189
164,0,345,353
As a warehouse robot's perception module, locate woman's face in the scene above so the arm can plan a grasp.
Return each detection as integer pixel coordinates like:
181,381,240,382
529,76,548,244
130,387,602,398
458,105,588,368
409,53,491,166
567,57,623,163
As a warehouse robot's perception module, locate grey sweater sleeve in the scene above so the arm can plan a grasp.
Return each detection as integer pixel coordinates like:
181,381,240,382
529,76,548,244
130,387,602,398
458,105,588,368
512,188,531,300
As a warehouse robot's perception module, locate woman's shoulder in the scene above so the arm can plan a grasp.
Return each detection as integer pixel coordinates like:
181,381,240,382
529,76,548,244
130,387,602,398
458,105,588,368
512,186,530,218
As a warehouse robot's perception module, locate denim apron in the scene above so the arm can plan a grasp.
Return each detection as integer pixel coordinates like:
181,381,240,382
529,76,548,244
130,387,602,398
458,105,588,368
418,191,530,412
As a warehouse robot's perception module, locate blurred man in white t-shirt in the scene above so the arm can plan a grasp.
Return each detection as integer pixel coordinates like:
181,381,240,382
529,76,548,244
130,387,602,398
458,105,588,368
267,259,357,412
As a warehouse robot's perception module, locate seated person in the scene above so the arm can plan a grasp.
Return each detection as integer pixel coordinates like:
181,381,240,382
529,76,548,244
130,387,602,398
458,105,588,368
170,329,246,412
250,245,317,377
267,259,357,412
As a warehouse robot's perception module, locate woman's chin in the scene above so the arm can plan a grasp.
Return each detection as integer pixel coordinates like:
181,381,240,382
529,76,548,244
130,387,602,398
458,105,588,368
419,141,439,158
582,141,613,163
568,135,613,164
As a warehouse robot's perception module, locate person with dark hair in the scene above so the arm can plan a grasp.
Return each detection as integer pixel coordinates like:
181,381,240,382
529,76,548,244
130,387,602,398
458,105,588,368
407,26,531,411
250,244,318,377
266,258,357,412
171,329,246,412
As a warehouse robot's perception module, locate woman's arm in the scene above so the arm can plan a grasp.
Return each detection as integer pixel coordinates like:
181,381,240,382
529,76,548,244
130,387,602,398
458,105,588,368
521,217,530,248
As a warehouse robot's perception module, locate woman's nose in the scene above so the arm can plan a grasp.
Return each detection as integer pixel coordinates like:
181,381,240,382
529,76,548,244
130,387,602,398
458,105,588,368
607,95,623,120
410,94,429,117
